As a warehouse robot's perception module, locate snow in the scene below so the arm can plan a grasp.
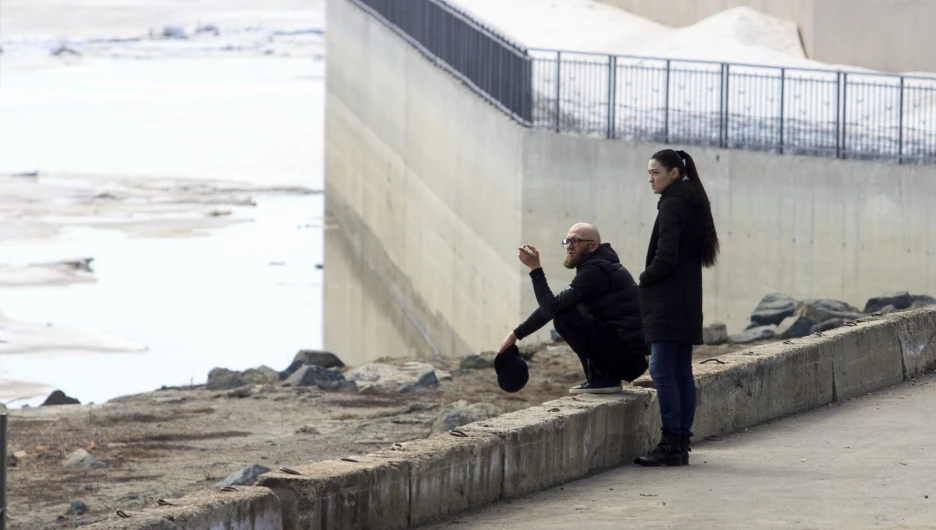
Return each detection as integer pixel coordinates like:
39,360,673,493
448,0,936,161
0,0,327,407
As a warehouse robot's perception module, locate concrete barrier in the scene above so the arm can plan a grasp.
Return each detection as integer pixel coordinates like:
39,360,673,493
81,487,281,529
396,431,503,526
691,339,835,440
258,454,411,530
892,309,936,378
86,308,936,529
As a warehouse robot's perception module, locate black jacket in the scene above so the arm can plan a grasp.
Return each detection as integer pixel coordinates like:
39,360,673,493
514,244,646,352
639,179,705,345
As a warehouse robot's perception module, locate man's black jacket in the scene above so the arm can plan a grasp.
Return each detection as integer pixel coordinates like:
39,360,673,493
513,243,647,352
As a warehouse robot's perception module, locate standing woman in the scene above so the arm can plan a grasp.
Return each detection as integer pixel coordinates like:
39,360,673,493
635,149,720,467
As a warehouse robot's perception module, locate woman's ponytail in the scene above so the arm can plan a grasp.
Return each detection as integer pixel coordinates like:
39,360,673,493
677,150,720,268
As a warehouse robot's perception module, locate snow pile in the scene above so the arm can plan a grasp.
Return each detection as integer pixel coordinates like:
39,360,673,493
448,0,935,161
626,7,816,68
448,1,816,68
446,0,666,53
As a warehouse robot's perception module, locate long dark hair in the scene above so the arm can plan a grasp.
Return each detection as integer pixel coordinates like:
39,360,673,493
651,149,720,268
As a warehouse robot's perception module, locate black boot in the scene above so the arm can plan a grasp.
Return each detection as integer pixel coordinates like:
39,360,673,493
634,432,683,467
680,435,691,466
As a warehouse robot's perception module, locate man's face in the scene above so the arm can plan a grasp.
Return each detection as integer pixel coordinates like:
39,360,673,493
562,228,598,269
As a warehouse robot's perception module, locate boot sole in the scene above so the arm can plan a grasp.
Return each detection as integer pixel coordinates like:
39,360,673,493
633,459,684,467
568,387,623,394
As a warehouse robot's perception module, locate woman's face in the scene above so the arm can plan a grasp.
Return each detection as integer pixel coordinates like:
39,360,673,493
647,158,680,195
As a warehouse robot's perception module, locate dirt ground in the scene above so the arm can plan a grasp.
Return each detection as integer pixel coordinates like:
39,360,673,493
2,340,764,529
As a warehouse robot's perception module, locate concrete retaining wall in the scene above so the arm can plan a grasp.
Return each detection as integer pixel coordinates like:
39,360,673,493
326,0,936,361
254,307,936,529
323,0,526,364
95,308,936,529
596,0,936,74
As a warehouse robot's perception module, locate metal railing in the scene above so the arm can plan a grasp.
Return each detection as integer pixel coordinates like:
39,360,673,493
531,50,936,164
351,0,533,124
348,0,936,165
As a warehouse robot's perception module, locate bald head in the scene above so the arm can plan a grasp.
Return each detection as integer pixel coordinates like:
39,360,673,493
563,223,602,269
569,223,601,244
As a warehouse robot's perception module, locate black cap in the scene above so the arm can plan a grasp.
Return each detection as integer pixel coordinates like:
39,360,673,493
495,345,529,393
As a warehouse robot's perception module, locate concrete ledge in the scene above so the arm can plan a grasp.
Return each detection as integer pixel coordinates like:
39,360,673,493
393,431,503,526
819,318,904,400
81,487,281,529
691,339,835,440
892,308,936,378
114,308,936,529
257,454,410,530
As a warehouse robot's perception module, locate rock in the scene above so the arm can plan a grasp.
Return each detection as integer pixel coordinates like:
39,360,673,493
702,322,728,345
549,328,565,342
195,23,220,34
795,299,862,323
911,294,936,309
728,325,777,344
50,45,81,56
13,450,28,460
80,484,96,492
750,293,798,326
65,500,88,516
63,449,106,469
430,401,498,433
252,384,277,395
215,464,271,488
242,365,278,384
292,350,344,369
283,365,351,391
37,451,62,462
278,360,306,381
878,304,898,315
206,368,249,390
776,316,816,339
225,385,253,398
345,362,440,392
7,453,18,467
41,390,80,406
295,426,319,435
162,25,187,39
810,318,847,334
561,371,583,382
460,354,494,370
397,370,439,393
864,291,913,314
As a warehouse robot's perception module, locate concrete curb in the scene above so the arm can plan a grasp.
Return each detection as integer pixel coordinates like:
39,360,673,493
103,308,936,529
80,486,281,529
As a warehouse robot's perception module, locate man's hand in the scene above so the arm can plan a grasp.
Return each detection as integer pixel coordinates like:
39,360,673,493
497,331,517,355
517,245,541,270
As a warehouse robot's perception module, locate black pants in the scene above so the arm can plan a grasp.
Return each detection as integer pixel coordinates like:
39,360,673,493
553,308,649,383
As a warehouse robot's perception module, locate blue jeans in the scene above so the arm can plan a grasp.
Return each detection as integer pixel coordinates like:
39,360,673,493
649,342,696,436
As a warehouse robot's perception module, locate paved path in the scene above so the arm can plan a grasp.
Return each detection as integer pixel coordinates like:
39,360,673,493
425,375,936,529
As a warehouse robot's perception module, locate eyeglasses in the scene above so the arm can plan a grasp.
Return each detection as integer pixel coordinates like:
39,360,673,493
562,238,595,248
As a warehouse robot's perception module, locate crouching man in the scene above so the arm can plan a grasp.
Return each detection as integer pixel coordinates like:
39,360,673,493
497,223,649,393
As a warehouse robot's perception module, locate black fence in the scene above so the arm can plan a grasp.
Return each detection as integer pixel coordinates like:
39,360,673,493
351,0,533,124
531,50,936,164
349,0,936,165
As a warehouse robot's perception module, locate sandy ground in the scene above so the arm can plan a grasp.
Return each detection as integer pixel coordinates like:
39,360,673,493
2,340,761,530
